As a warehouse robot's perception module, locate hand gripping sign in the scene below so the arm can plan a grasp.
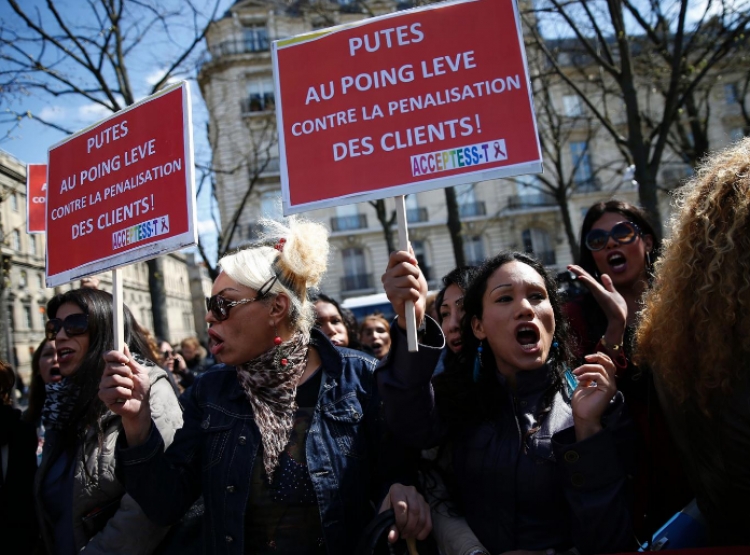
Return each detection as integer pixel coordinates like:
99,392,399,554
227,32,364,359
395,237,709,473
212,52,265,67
273,0,542,349
272,0,542,214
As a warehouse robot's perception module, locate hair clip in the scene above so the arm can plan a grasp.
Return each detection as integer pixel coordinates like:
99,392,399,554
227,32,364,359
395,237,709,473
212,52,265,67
274,237,287,252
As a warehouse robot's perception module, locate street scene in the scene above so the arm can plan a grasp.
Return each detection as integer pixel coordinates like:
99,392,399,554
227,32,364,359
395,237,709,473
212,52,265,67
0,0,749,553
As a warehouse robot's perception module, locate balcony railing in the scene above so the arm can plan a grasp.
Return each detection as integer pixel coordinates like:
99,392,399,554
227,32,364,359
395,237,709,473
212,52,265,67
573,178,601,193
340,273,374,292
406,207,429,223
507,194,557,210
330,214,368,232
240,94,276,115
458,201,487,218
209,37,269,58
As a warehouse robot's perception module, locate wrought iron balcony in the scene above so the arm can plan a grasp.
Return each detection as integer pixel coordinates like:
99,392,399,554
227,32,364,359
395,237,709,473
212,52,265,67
209,37,269,58
458,201,487,218
507,194,557,210
406,207,429,223
330,214,368,232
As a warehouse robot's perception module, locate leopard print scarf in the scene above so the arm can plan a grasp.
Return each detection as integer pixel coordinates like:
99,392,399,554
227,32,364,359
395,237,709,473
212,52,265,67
235,332,309,481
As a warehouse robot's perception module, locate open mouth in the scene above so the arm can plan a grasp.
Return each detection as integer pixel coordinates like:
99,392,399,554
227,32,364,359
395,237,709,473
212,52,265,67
516,325,540,351
448,338,463,353
49,367,62,381
57,348,75,364
208,330,224,354
607,252,627,271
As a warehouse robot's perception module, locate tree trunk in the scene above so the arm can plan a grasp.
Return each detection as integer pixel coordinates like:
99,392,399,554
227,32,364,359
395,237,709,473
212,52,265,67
371,200,396,254
557,192,580,264
444,187,466,268
147,257,170,340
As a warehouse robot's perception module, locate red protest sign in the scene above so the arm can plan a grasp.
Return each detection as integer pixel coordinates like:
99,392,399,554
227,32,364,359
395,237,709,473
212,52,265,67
46,82,196,287
273,0,542,214
26,163,47,233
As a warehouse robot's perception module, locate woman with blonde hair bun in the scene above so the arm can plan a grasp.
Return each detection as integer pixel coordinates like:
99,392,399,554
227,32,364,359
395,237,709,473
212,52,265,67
635,137,750,546
100,217,431,554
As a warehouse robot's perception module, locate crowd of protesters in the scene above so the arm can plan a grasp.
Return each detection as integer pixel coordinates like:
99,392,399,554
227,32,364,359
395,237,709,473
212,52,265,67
0,138,749,554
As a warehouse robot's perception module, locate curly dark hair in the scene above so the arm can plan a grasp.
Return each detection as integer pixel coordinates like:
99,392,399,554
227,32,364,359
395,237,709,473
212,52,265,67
310,292,363,350
434,252,574,440
47,288,151,443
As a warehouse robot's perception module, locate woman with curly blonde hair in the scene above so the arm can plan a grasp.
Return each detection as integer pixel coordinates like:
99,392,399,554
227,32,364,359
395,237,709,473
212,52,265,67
635,137,750,546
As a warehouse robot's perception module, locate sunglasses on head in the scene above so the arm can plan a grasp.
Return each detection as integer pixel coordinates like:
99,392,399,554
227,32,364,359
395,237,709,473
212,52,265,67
45,313,89,341
585,221,641,252
205,275,278,322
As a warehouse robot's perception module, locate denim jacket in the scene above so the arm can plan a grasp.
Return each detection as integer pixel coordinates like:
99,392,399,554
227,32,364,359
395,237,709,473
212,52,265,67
118,329,408,555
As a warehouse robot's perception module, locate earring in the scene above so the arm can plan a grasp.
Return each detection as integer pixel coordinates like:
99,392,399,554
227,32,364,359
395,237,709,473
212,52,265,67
273,325,288,370
552,340,559,349
646,251,652,267
473,341,483,383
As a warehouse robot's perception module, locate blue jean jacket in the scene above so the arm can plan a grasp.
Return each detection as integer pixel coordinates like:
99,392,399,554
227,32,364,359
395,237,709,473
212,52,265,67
118,330,407,555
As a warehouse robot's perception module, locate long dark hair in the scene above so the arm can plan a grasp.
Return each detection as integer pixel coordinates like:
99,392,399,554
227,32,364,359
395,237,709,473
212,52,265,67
434,266,476,325
579,199,661,280
23,338,49,424
47,288,151,441
434,252,573,432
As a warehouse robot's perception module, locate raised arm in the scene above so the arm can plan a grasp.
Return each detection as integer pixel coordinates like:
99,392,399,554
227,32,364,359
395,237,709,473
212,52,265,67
376,250,446,449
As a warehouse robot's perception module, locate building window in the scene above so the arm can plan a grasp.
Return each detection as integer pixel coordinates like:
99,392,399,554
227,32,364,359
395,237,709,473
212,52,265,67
463,235,486,266
11,230,21,251
19,270,27,288
563,94,584,117
340,247,371,291
23,304,33,329
724,83,739,104
183,311,192,332
243,77,275,113
570,141,595,191
522,228,556,266
7,305,15,333
243,25,269,52
29,235,37,256
37,273,44,289
11,192,18,212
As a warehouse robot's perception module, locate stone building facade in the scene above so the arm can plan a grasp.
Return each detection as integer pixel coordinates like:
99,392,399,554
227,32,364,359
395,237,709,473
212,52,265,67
198,0,747,300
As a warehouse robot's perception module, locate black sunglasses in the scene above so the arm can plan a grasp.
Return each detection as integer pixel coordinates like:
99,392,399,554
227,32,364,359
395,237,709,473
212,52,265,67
205,275,278,322
45,313,89,341
585,221,641,252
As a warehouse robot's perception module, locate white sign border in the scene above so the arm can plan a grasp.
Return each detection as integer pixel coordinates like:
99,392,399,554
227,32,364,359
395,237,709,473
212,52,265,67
272,0,543,216
45,81,197,288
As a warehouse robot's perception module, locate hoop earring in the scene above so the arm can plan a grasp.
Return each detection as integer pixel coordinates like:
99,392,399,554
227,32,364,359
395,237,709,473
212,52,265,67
473,341,483,383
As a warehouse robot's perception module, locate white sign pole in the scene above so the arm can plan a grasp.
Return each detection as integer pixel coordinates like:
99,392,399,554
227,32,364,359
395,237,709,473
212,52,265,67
395,195,418,352
112,268,125,352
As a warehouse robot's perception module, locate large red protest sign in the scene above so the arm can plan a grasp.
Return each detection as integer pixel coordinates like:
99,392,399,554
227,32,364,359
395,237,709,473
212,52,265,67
273,0,542,214
26,163,47,233
46,82,196,287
